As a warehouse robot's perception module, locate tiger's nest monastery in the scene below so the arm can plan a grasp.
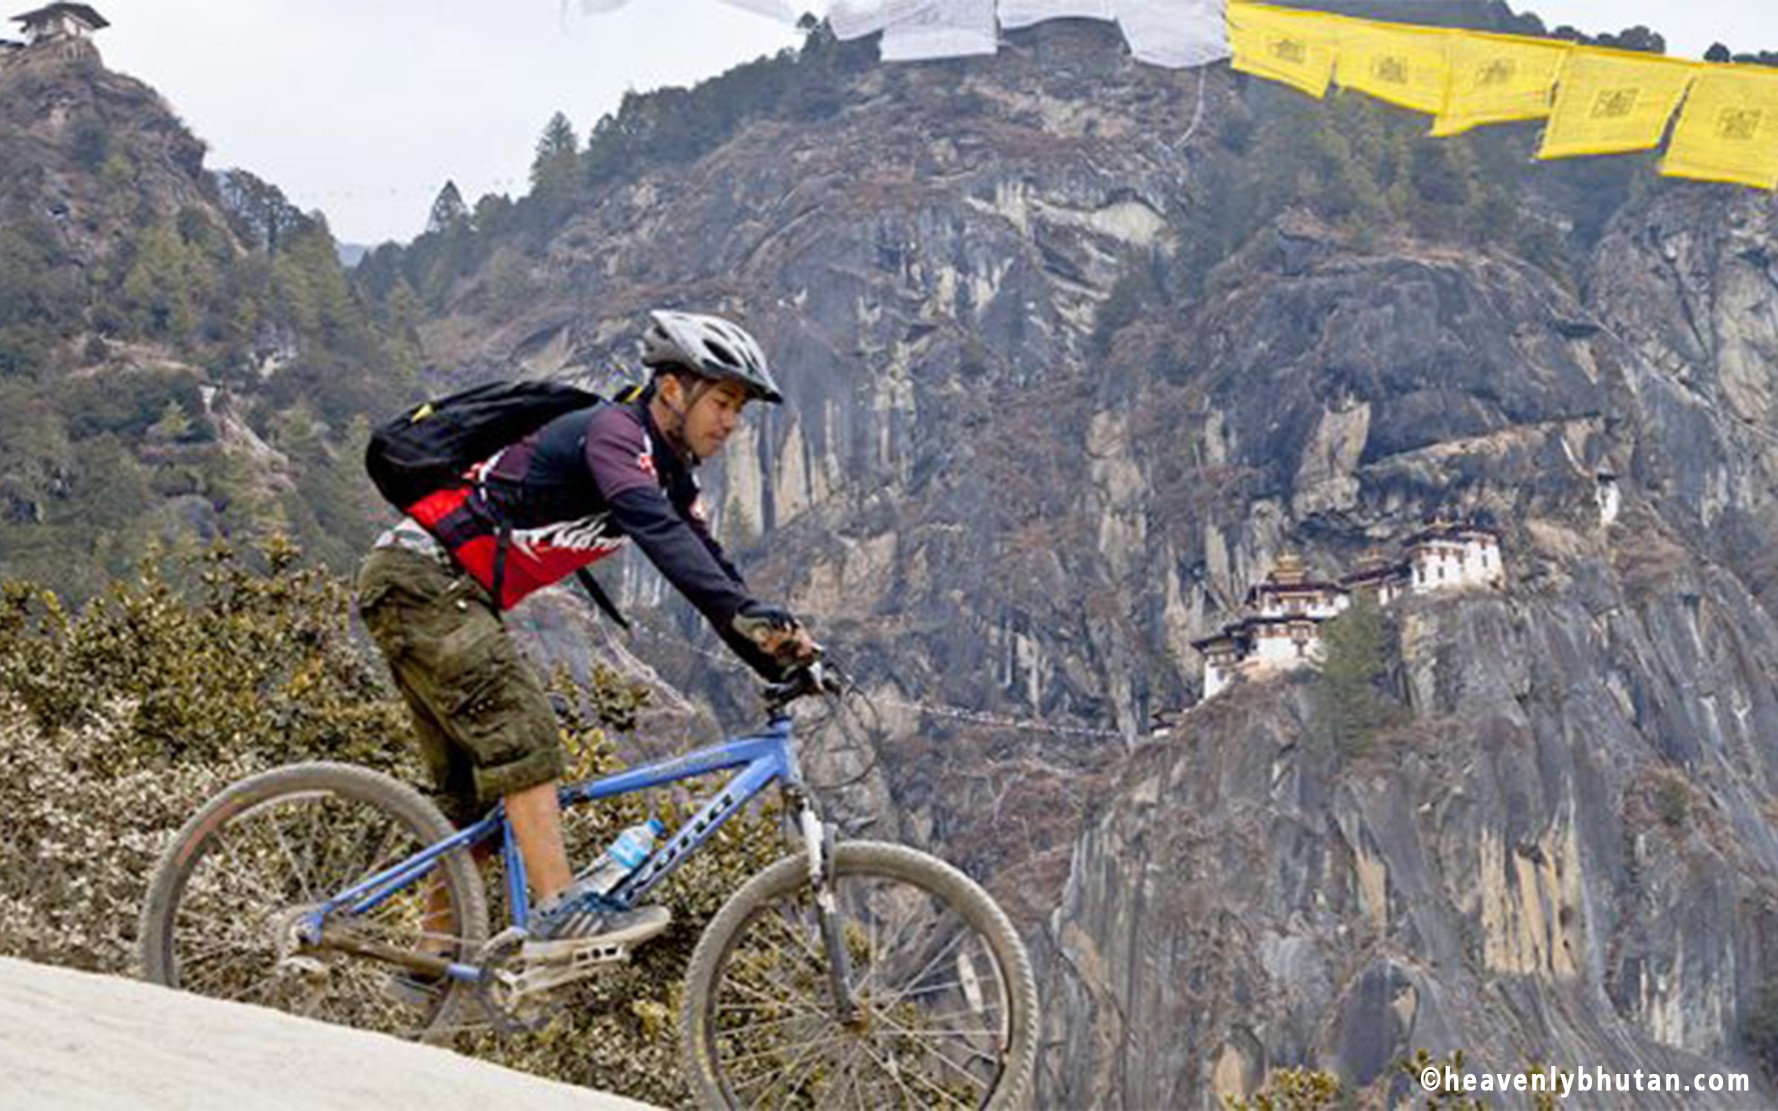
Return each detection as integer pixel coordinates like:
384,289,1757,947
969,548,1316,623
1192,521,1505,701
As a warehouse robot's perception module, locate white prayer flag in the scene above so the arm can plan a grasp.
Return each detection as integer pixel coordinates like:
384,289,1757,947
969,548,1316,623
829,0,936,40
1116,0,1228,68
880,0,998,60
996,0,1113,32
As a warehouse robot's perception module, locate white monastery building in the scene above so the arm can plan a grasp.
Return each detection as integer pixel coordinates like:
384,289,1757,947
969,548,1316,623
1192,554,1349,700
1405,521,1504,593
1193,520,1506,703
1339,552,1409,608
10,3,106,46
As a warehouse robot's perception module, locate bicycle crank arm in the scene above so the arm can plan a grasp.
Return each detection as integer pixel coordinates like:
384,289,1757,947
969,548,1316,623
317,924,479,982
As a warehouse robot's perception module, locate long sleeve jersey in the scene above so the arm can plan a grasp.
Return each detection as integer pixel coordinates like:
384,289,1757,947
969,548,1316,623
408,398,778,677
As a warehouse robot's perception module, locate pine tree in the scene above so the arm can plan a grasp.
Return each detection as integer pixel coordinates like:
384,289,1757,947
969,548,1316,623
530,111,580,202
1315,593,1398,758
426,181,469,234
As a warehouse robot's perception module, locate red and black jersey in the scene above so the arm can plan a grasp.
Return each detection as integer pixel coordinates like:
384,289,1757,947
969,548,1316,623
411,399,775,675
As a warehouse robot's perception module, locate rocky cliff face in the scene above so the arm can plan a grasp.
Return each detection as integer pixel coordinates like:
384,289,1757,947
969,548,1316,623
0,39,210,261
407,19,1778,1107
1033,172,1778,1102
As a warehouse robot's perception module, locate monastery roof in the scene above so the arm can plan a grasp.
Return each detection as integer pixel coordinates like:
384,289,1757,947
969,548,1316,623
1247,578,1344,596
1339,561,1408,585
1196,612,1325,648
12,4,107,30
1244,552,1344,601
1405,521,1498,546
1190,627,1244,652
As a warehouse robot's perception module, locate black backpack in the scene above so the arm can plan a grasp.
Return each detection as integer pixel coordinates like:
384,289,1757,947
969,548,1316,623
365,378,632,626
365,379,601,511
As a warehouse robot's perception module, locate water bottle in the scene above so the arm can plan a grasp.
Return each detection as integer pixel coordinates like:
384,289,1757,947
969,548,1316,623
575,818,664,896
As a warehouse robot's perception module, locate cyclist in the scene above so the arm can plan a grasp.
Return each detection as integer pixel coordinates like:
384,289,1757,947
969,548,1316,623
356,310,817,972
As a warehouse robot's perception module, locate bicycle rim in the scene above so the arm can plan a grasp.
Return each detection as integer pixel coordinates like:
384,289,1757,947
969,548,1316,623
702,853,1024,1108
151,775,478,1037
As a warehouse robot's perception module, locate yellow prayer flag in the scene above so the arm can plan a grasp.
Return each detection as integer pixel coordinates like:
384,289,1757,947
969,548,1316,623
1432,31,1571,137
1539,48,1698,159
1334,21,1452,116
1662,66,1778,190
1229,3,1338,100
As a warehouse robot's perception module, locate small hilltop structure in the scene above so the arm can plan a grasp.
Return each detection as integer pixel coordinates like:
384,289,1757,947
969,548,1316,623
12,3,106,44
1192,520,1505,702
1,3,105,68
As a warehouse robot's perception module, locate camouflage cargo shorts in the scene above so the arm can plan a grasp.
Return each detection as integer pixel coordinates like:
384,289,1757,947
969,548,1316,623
355,546,564,825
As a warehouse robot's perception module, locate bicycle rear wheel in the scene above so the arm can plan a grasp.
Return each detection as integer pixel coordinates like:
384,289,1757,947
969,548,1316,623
683,840,1038,1109
138,761,489,1041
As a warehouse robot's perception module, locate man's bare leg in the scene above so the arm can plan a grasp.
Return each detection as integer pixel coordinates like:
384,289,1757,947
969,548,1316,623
504,779,573,906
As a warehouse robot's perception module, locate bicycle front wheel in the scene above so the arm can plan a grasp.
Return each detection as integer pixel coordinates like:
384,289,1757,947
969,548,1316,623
138,761,490,1041
683,840,1038,1109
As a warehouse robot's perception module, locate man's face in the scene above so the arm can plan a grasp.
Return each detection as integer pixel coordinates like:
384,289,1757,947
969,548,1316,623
677,378,752,459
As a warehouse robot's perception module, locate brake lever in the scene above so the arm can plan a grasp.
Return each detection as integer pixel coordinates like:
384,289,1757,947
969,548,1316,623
808,658,847,697
761,656,845,713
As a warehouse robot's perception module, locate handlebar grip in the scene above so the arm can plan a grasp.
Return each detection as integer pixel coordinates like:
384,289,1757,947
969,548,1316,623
760,659,844,708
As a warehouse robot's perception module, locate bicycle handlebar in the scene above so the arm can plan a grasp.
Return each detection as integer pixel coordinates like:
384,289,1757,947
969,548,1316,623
760,656,845,714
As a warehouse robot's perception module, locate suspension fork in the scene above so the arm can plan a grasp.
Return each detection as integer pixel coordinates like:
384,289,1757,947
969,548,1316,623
786,785,861,1026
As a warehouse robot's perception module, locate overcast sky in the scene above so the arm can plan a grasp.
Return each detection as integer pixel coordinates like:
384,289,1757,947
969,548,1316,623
89,1,1778,247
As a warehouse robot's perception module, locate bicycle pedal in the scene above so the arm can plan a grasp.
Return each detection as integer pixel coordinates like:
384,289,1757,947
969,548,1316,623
509,948,628,1000
520,939,632,970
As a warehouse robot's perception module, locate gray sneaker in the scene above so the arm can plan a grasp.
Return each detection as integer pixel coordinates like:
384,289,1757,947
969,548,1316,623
521,900,672,963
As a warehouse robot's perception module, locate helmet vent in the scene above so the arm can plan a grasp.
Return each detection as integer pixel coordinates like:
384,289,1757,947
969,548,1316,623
705,339,738,368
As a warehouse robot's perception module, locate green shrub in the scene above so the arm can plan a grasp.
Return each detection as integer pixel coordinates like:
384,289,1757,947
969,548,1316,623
1653,770,1692,830
1223,1065,1345,1110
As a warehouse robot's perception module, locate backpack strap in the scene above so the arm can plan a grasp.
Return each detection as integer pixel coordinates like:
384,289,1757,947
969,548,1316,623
490,521,511,618
574,568,631,631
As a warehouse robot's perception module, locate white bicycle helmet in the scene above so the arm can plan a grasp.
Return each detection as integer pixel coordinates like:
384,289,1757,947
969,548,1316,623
641,310,782,404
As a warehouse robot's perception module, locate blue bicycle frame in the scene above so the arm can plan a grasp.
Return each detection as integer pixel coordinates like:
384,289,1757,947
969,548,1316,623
302,715,812,983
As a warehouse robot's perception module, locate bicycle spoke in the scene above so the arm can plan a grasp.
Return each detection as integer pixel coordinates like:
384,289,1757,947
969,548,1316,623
867,1006,996,1096
853,1034,974,1111
879,1004,1007,1038
267,812,321,903
761,903,829,968
813,1041,868,1111
765,1027,845,1107
874,926,971,1014
728,1032,853,1095
213,827,299,908
852,897,922,1000
715,997,827,1014
710,1008,826,1039
151,773,481,1044
722,963,829,1019
689,845,1034,1110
